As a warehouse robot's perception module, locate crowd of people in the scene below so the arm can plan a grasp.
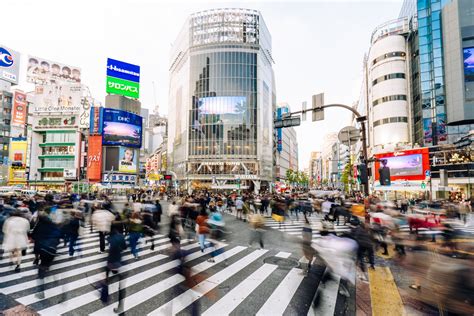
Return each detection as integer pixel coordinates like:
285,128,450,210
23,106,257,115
0,189,473,314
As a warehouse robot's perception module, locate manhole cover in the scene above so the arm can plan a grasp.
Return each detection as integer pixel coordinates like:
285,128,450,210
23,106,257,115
263,257,299,270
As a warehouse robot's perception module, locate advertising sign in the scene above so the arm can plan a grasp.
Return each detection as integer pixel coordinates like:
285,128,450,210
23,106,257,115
102,173,137,183
102,108,142,148
79,97,92,129
106,58,140,99
36,116,77,129
375,148,429,181
12,91,27,126
118,147,138,173
8,139,27,183
463,47,474,82
87,135,102,182
89,106,103,135
34,84,82,113
64,168,77,180
0,45,20,84
27,56,81,85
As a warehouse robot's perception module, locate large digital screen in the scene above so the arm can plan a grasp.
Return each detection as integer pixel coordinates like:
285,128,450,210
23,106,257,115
464,47,474,82
102,108,142,148
118,147,137,173
197,96,246,115
375,148,430,181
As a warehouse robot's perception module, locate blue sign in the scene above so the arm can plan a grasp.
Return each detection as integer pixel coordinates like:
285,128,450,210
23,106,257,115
106,58,140,83
425,170,431,177
0,47,14,67
101,108,142,148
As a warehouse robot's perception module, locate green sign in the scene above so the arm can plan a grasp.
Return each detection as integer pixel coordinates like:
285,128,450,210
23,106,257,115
106,76,139,99
421,182,426,189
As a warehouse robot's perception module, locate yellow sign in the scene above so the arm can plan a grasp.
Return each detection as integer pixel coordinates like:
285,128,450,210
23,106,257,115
8,140,27,184
148,173,161,181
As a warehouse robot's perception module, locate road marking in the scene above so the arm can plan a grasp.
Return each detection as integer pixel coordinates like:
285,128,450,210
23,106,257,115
368,267,405,316
89,246,244,316
202,263,277,315
256,267,305,316
307,272,341,316
275,251,291,258
148,249,268,316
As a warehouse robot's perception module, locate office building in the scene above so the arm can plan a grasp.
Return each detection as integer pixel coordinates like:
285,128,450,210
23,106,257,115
168,8,276,193
308,151,323,187
275,104,298,181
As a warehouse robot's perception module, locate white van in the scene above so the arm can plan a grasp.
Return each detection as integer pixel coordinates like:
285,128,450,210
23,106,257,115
21,190,37,197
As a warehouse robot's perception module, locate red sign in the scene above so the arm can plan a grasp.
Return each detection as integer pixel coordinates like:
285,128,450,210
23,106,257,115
374,148,429,181
12,91,27,126
87,135,102,181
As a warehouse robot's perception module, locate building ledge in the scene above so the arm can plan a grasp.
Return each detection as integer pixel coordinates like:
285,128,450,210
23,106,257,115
39,143,76,147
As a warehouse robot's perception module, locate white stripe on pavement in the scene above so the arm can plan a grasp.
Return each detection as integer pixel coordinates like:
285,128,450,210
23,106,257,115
307,272,341,316
202,263,277,316
275,252,291,258
256,267,305,316
88,246,244,316
148,249,268,316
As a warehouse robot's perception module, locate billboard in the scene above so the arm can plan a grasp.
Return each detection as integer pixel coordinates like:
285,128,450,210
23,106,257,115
106,58,140,99
463,47,474,82
0,45,20,84
102,108,142,148
79,97,92,129
197,96,246,115
89,106,103,135
118,147,138,173
8,139,27,183
27,56,81,85
375,148,430,181
12,91,27,126
34,84,82,113
87,135,102,181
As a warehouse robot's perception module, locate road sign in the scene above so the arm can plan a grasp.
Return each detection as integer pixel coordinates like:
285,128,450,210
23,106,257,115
302,101,307,121
425,170,431,177
338,126,360,146
274,117,301,128
312,93,324,122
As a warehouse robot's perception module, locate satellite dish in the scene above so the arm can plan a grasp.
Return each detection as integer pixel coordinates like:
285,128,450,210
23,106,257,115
338,126,361,146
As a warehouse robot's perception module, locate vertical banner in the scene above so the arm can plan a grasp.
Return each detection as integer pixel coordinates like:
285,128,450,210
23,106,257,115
87,135,102,181
8,139,27,184
12,91,27,126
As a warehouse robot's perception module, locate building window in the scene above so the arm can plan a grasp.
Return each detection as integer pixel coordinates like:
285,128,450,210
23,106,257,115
373,116,408,127
372,51,406,65
372,94,407,106
372,73,405,86
44,132,75,143
42,158,75,168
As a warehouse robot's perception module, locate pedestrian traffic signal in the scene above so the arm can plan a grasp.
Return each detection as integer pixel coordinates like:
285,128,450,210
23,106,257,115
421,182,426,189
357,163,368,185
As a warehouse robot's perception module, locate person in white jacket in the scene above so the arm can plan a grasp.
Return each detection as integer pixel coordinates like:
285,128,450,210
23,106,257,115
2,210,30,272
92,208,115,253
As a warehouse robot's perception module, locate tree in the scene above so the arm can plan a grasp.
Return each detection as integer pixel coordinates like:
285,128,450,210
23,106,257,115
340,162,354,194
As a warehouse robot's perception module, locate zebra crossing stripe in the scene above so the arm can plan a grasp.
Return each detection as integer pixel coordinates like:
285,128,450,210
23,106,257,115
0,235,168,283
147,249,268,316
256,267,305,316
275,252,291,258
89,246,245,316
1,237,174,294
16,242,198,306
201,263,277,316
307,272,341,316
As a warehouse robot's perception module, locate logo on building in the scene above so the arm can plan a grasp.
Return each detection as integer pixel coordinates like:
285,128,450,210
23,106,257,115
0,48,13,67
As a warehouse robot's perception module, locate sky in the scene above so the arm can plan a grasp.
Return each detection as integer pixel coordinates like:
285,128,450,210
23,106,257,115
3,0,404,169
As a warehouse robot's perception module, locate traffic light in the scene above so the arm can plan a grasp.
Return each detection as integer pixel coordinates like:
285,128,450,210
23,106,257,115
357,163,368,185
421,182,426,189
379,159,391,186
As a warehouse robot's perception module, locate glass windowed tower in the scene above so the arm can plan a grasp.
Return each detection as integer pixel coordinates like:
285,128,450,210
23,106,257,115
168,8,276,193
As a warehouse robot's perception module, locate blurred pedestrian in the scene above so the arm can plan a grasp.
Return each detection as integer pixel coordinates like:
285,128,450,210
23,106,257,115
128,212,143,259
142,209,157,251
352,223,375,272
196,209,210,251
2,210,30,272
235,197,243,220
301,214,316,276
92,207,115,253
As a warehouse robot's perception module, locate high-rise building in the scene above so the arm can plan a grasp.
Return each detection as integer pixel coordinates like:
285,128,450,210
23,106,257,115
168,8,276,193
275,104,298,181
308,151,323,187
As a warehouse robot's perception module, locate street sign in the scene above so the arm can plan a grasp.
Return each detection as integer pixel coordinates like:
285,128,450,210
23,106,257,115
425,170,431,177
312,93,324,122
338,126,360,146
274,117,301,128
302,101,307,121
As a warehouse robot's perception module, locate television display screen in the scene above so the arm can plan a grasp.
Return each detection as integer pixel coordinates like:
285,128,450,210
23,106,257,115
382,154,423,177
102,108,142,148
463,47,474,82
197,96,246,115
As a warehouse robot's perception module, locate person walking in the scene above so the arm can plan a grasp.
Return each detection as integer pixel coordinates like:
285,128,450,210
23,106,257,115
301,214,316,276
196,209,210,252
235,197,244,220
92,207,115,253
65,210,82,256
142,209,157,251
248,212,265,249
128,212,143,259
2,210,30,272
154,199,163,227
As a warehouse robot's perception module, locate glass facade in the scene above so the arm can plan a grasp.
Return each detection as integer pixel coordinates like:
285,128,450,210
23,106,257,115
44,131,75,143
189,52,258,158
414,0,474,146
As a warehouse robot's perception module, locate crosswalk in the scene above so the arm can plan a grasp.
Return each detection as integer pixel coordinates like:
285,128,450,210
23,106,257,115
0,225,353,315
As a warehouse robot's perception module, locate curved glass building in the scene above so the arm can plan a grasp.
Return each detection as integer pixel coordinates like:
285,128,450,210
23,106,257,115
168,8,276,192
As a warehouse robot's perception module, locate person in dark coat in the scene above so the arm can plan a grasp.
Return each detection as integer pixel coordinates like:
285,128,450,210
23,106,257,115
352,223,375,272
142,209,157,251
154,199,162,227
31,207,61,299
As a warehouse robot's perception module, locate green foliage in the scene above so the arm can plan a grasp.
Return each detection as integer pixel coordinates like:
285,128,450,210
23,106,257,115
340,163,354,193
